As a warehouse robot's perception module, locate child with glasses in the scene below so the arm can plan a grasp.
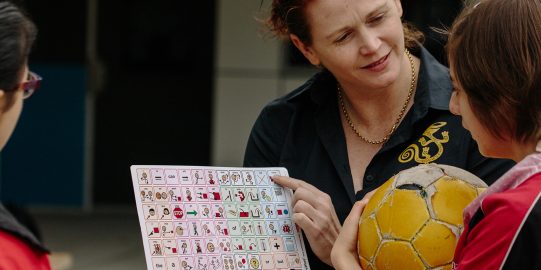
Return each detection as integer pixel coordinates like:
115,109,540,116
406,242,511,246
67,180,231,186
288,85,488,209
331,0,541,269
0,1,48,269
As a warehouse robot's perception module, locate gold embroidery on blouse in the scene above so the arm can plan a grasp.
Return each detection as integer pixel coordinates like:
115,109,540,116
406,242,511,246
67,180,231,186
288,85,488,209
399,122,450,164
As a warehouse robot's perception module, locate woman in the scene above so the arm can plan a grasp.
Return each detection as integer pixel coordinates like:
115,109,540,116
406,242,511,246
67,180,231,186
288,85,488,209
243,0,513,268
332,0,541,269
0,1,49,269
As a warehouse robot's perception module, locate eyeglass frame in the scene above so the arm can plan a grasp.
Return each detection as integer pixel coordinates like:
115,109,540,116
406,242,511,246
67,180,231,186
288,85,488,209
14,71,42,99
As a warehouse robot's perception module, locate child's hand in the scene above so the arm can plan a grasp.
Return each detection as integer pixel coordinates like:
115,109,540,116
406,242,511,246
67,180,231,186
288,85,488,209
331,191,374,269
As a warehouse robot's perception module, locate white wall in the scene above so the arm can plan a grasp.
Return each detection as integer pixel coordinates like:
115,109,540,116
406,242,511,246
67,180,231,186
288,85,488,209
212,0,315,166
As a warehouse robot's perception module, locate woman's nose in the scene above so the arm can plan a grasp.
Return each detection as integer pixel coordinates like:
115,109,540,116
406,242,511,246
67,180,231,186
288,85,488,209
358,30,381,55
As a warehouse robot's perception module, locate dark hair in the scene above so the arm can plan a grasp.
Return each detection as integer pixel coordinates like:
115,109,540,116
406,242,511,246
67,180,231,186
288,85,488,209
447,0,541,142
266,0,423,48
0,1,37,93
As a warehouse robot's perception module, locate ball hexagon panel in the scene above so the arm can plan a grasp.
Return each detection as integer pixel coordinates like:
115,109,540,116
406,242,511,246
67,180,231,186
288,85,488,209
412,220,457,267
358,215,382,261
375,241,425,270
432,176,479,226
376,189,430,241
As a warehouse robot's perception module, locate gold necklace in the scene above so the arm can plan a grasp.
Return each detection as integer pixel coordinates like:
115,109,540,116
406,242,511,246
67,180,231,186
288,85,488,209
338,49,416,145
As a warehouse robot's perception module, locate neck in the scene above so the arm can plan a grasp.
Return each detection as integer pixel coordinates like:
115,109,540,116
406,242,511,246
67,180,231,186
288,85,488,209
510,139,540,162
343,90,398,127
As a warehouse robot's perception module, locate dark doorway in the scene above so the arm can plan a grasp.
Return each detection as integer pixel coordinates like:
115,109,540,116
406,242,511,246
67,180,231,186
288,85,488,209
94,0,216,204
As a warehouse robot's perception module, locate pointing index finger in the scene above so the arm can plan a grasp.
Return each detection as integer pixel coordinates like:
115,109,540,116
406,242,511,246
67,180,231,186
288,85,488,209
270,175,302,191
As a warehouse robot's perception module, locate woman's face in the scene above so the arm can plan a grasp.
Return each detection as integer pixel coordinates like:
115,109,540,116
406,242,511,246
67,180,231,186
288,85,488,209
449,69,510,159
293,0,405,90
0,67,27,150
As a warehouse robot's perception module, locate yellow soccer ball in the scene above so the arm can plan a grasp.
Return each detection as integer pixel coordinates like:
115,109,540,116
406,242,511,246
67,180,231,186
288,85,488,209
358,164,487,270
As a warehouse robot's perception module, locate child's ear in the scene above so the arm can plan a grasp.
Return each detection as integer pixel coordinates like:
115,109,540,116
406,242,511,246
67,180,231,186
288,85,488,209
0,89,6,112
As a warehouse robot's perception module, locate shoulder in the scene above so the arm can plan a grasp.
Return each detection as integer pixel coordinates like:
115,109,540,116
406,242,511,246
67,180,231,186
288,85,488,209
414,46,453,111
255,70,333,125
482,173,541,220
0,230,50,269
489,173,541,269
245,70,335,165
417,46,450,81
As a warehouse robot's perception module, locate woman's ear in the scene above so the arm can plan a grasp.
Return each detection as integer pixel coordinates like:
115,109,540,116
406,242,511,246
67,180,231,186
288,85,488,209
290,34,321,66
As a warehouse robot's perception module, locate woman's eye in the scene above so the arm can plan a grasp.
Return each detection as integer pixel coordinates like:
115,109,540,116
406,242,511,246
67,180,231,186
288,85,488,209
334,33,351,44
368,14,385,24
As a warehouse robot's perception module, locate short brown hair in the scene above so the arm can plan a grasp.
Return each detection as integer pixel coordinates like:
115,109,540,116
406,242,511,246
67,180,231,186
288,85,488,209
0,1,37,109
447,0,541,142
266,0,423,48
0,1,37,92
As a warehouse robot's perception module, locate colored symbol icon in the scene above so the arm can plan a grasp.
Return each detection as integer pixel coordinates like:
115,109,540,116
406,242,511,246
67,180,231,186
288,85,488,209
173,207,184,219
250,258,259,269
187,210,198,216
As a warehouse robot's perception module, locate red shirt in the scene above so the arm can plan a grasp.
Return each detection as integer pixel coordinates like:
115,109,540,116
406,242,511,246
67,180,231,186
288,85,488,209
454,149,541,270
0,230,51,270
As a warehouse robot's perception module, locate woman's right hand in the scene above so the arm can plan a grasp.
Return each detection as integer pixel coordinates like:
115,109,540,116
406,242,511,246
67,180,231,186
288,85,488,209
331,191,374,270
271,175,341,266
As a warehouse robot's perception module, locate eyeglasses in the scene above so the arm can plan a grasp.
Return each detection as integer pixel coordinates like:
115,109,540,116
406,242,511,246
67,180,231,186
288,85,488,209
17,71,42,99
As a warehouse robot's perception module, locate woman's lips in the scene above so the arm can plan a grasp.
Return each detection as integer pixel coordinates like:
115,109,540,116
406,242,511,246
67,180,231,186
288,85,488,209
362,52,390,72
